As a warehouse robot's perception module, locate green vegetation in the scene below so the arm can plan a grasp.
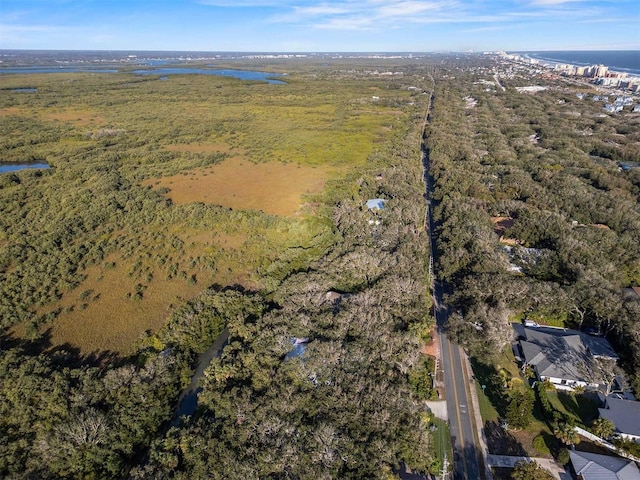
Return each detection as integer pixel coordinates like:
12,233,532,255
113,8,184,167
613,437,640,458
590,417,615,439
476,382,500,422
506,390,534,430
3,52,639,478
426,61,640,393
431,417,453,474
1,59,439,478
532,434,551,456
409,355,438,400
511,460,554,480
545,390,598,427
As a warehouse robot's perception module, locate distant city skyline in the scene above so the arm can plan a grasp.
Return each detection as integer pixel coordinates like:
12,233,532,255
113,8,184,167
1,0,639,52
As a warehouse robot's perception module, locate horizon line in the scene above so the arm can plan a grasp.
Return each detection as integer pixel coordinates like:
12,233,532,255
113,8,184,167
1,48,639,54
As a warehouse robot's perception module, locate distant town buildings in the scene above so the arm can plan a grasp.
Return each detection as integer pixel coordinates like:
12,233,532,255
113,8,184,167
499,53,640,93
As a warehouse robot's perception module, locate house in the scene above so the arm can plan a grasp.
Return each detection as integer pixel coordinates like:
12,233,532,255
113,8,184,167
604,104,623,113
513,324,618,391
623,286,640,300
568,450,640,480
284,337,310,360
598,396,640,443
366,198,386,211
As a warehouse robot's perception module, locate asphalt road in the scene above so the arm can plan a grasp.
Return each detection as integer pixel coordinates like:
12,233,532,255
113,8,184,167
422,133,482,479
438,324,481,479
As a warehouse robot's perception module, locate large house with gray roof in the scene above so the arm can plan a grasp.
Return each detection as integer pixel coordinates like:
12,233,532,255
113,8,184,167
512,324,618,392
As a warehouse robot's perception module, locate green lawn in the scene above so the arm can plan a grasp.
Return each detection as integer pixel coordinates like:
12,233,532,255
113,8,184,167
476,382,500,422
432,417,453,471
546,391,599,427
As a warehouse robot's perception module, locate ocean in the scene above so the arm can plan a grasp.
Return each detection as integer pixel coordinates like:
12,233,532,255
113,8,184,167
514,50,640,76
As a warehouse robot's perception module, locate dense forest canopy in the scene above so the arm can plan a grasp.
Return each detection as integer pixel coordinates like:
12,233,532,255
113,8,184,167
1,58,439,478
1,53,639,478
424,59,640,392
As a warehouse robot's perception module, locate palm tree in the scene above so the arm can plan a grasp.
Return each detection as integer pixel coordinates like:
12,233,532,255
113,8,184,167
554,422,579,447
591,418,615,439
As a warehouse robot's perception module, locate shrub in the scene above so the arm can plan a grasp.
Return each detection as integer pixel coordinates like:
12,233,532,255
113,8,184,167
556,448,570,465
532,434,550,455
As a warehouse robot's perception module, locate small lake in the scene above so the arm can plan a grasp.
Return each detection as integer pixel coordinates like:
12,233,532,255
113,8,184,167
11,87,38,92
0,67,119,74
0,162,50,173
0,66,286,84
132,68,286,84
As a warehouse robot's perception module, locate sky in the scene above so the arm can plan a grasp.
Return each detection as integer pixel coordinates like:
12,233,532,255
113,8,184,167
1,0,639,52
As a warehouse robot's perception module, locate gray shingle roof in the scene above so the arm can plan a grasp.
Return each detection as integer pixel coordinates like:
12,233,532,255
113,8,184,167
513,324,618,386
517,328,595,384
569,450,640,480
599,396,640,438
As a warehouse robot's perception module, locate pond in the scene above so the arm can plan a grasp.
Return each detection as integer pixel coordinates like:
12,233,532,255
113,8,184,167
0,66,286,84
0,162,50,173
0,67,119,74
132,68,286,84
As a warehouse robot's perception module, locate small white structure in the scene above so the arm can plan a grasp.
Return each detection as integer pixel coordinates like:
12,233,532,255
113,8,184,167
366,198,386,211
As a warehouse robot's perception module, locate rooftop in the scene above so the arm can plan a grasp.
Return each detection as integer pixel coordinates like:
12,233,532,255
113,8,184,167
569,450,640,480
365,198,385,211
599,396,640,438
513,324,618,386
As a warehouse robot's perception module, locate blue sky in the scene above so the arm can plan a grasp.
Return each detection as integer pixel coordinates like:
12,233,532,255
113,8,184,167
1,0,639,52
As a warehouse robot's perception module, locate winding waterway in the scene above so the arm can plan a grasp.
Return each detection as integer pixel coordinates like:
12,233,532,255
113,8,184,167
172,328,229,425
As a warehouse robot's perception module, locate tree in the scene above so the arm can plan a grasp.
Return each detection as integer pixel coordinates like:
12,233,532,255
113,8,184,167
511,460,554,480
505,390,534,429
554,422,579,446
591,417,615,439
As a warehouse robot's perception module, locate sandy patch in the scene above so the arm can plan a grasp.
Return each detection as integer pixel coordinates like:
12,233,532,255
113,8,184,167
421,328,440,358
491,216,523,246
0,107,31,117
491,216,515,235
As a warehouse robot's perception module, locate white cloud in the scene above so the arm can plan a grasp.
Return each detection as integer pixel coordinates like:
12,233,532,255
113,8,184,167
269,0,470,29
528,0,584,4
198,0,293,6
377,1,446,16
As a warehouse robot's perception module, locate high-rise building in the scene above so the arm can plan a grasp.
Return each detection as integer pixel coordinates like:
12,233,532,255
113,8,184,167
595,65,609,77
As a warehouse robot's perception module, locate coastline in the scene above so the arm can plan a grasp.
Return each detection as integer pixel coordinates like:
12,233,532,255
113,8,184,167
512,51,640,77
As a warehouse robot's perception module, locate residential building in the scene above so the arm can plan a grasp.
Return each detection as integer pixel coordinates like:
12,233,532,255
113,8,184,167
598,396,640,443
513,324,618,391
568,450,640,480
365,198,386,211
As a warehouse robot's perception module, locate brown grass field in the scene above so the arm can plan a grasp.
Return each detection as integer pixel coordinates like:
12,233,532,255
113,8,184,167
45,228,256,354
48,257,206,354
165,143,238,154
41,109,105,126
2,71,416,356
144,156,334,216
1,107,105,127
